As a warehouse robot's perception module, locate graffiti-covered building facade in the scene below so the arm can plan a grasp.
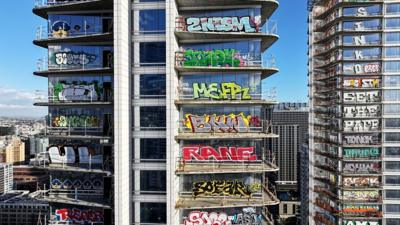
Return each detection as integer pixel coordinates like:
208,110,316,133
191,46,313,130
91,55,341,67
309,1,400,225
33,0,114,224
33,0,280,224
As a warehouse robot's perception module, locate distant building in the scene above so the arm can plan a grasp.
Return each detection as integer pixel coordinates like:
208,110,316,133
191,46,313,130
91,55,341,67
0,191,49,225
13,166,48,192
29,136,48,156
299,142,309,225
0,137,25,165
269,102,308,223
0,164,13,194
0,126,14,136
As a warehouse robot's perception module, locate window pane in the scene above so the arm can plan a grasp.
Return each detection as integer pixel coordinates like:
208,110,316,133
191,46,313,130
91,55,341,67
386,47,400,58
139,9,166,34
140,106,166,130
386,118,400,128
386,161,400,172
386,133,400,142
386,175,400,186
386,147,400,157
386,32,400,44
140,170,166,193
140,203,166,223
387,4,400,14
139,74,166,98
139,42,166,66
387,18,400,29
140,139,166,161
387,219,400,225
386,204,400,213
386,190,400,199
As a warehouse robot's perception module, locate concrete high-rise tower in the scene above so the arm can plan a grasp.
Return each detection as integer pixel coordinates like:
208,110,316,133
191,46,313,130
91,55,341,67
33,0,280,224
308,1,400,225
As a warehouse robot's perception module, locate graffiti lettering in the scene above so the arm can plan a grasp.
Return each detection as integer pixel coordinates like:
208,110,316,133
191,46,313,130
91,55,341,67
343,106,380,118
54,51,97,66
343,148,380,158
343,119,379,132
343,91,380,103
186,16,260,33
183,146,257,161
193,82,251,100
55,208,103,224
343,135,377,145
183,49,250,67
184,113,261,133
52,115,100,127
51,178,103,190
343,221,380,225
343,190,380,201
343,177,380,187
184,207,262,225
343,163,380,174
192,180,261,198
343,78,380,88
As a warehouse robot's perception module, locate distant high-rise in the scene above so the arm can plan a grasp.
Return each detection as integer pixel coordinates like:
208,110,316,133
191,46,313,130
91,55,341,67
270,102,308,223
0,164,13,194
0,137,25,165
308,1,400,225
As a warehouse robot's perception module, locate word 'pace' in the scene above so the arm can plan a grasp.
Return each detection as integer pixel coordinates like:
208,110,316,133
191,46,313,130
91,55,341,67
182,146,257,161
185,16,260,33
184,207,262,225
192,82,251,100
343,119,379,132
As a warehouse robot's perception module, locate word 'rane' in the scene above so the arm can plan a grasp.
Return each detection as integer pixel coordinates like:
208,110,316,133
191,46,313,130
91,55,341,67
193,82,251,100
183,146,257,161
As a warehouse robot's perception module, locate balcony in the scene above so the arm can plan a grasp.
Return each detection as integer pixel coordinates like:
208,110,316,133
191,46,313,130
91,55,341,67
175,186,279,209
175,116,277,140
313,0,384,19
33,0,113,19
34,25,113,48
175,0,278,22
175,51,278,78
176,151,278,174
175,91,276,105
34,57,113,77
175,17,278,51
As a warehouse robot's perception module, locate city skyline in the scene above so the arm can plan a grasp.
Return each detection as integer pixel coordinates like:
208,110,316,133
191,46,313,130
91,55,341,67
0,0,309,118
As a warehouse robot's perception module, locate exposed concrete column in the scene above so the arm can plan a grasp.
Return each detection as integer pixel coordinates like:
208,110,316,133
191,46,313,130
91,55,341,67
114,0,132,224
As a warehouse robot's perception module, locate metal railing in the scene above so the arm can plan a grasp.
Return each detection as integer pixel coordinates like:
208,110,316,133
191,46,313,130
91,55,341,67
36,56,112,72
34,0,92,8
175,51,277,69
36,25,109,40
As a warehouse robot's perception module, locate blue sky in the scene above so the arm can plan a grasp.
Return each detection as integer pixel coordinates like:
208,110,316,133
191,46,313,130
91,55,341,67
0,0,308,117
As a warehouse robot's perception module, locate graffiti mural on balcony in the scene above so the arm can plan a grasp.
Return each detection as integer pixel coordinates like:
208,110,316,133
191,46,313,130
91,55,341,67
51,20,71,38
343,91,380,103
343,105,380,118
343,221,380,225
343,78,380,88
343,190,380,201
192,82,251,100
182,49,249,67
53,81,102,101
343,177,380,187
51,178,103,190
185,16,261,33
192,180,261,197
55,208,104,224
342,204,380,216
52,115,100,127
343,63,381,74
343,134,379,145
343,148,380,158
182,146,257,161
184,207,263,225
343,119,379,132
343,163,380,174
54,51,97,66
184,113,261,133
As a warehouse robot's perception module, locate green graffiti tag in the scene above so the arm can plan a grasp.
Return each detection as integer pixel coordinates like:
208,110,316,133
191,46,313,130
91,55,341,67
183,49,243,67
193,82,251,100
343,148,380,158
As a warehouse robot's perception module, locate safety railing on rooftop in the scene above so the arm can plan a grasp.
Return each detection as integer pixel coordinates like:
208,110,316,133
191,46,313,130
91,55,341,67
34,0,92,8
